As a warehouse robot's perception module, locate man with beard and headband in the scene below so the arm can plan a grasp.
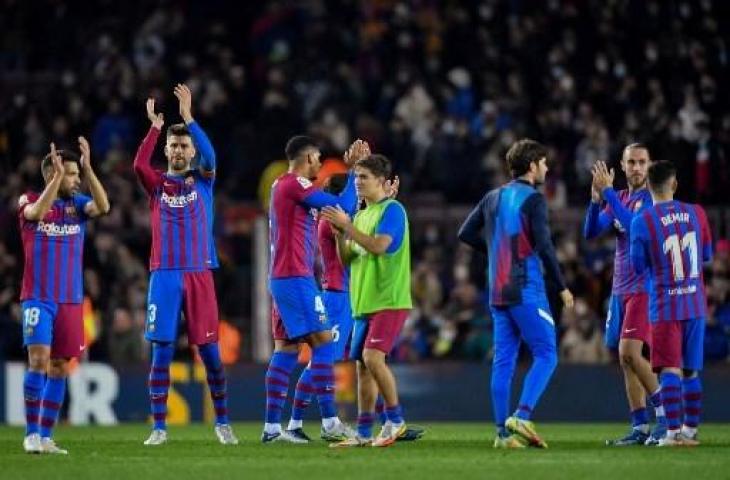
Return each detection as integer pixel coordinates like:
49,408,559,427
458,139,574,449
19,139,110,454
133,84,237,446
585,144,667,446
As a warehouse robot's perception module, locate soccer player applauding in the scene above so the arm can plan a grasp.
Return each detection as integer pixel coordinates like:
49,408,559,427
20,139,110,454
630,161,712,446
458,139,573,449
585,145,667,446
323,154,412,448
134,85,237,446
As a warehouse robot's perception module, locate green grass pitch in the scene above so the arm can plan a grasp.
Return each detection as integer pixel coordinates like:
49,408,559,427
1,423,729,479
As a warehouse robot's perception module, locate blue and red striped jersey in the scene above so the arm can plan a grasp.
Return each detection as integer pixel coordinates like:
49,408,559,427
133,126,218,271
18,191,90,303
318,218,348,292
630,200,713,322
584,188,652,294
458,180,566,306
268,171,356,280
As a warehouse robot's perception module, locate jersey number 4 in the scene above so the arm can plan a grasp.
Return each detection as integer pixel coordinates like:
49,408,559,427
663,231,699,281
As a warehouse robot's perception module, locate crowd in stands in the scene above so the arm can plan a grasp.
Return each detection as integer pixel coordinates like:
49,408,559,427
1,0,729,364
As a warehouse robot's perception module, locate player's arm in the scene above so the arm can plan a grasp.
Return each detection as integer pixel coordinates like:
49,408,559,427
174,83,216,177
133,98,164,194
457,195,488,255
591,160,635,232
696,205,714,262
23,143,64,221
321,205,398,256
583,201,614,239
78,136,110,217
300,173,357,214
629,215,650,274
525,193,573,306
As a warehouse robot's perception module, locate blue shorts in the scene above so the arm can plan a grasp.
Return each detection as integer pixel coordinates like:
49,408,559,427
324,289,354,361
270,277,328,340
145,269,220,345
22,299,84,358
605,295,623,349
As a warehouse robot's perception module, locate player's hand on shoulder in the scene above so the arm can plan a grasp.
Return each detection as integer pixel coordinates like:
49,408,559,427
560,289,575,309
146,98,165,129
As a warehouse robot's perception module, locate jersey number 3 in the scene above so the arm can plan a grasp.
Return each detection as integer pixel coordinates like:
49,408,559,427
663,231,699,281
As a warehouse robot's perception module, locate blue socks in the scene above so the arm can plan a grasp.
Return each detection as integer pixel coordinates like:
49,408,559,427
265,351,298,425
39,377,66,438
660,372,682,431
385,404,404,424
682,377,702,431
199,343,229,425
630,407,649,433
291,366,315,422
357,412,375,438
24,370,45,436
311,342,336,420
149,342,174,430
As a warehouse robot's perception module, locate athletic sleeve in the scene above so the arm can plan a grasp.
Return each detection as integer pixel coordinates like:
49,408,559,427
188,121,216,176
583,201,614,239
299,172,357,212
73,193,93,221
457,195,488,255
602,187,634,232
629,215,649,274
133,126,163,195
375,202,406,254
525,193,566,290
696,205,713,262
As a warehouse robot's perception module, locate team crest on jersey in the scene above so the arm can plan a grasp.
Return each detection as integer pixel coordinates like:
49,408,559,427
633,201,643,212
297,177,313,189
65,205,78,217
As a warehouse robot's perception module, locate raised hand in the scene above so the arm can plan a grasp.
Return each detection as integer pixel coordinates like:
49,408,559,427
591,160,614,194
49,142,64,182
78,136,92,171
343,139,371,168
173,83,193,123
146,98,164,129
385,175,400,199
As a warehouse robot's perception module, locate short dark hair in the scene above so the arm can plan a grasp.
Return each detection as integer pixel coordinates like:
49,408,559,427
166,123,191,138
623,142,650,158
355,154,391,179
506,139,548,178
323,173,349,195
647,160,676,192
285,135,319,162
41,149,80,176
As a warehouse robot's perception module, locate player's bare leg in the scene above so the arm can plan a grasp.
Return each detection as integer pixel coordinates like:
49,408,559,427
23,345,49,453
362,349,406,447
331,360,378,448
608,339,661,446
